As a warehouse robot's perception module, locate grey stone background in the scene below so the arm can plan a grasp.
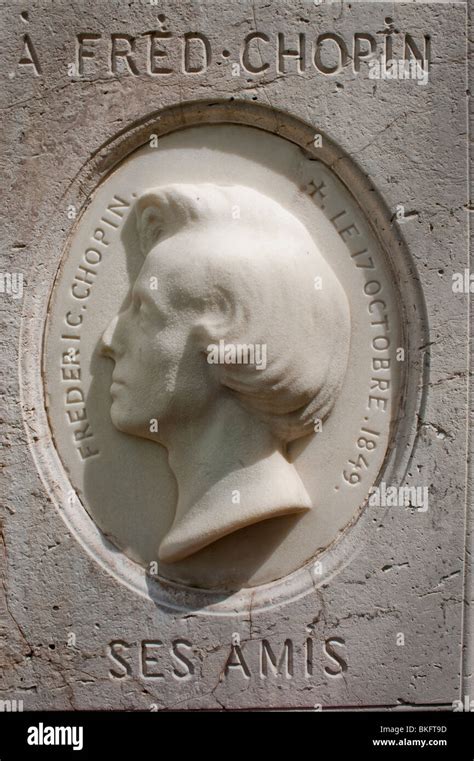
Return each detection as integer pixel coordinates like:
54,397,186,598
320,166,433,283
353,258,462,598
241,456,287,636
0,0,471,709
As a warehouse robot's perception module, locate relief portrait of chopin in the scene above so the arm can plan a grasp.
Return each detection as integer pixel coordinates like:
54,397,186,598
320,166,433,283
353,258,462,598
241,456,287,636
100,184,350,563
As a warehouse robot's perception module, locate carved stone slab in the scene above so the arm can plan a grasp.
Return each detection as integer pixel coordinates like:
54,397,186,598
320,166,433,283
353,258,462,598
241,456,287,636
1,0,471,710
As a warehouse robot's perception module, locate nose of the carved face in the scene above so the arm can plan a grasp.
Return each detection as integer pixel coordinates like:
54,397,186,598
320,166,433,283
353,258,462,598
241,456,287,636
100,315,119,359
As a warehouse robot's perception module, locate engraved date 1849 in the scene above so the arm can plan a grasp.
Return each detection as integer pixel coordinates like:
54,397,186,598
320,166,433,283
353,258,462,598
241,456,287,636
342,423,380,486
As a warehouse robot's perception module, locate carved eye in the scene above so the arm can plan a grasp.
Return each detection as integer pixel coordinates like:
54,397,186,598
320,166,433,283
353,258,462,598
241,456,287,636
131,292,142,312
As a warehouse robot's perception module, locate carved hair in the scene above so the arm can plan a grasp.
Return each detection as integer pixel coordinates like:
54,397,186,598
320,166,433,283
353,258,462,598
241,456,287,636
135,184,350,444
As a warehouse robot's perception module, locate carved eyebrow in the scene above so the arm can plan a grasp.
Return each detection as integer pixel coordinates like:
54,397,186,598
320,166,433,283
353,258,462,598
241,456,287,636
132,279,165,316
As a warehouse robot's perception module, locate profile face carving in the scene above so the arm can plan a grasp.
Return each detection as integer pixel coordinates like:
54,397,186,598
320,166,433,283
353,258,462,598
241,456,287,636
101,184,350,564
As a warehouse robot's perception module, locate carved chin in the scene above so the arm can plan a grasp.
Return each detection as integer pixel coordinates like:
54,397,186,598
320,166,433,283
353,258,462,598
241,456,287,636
109,404,134,434
110,406,161,442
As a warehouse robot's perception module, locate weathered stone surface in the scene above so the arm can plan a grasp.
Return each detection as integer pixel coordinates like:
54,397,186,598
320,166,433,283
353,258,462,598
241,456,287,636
0,0,471,710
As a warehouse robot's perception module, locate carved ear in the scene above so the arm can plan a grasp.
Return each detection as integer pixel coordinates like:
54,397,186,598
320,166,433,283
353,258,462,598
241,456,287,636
135,192,163,256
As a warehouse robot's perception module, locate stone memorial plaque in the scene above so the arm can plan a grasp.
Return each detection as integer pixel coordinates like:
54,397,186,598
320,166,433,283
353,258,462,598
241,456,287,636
1,0,471,711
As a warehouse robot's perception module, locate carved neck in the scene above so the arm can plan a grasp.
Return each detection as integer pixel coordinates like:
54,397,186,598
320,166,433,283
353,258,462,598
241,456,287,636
158,397,311,563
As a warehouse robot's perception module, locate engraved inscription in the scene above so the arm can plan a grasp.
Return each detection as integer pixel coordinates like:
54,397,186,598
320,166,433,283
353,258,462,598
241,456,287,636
14,24,431,80
107,636,348,682
56,194,131,459
305,166,397,493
